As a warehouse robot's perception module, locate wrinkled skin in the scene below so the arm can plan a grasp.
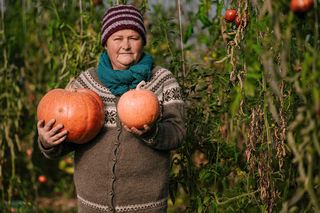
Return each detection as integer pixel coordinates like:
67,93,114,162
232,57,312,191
37,119,68,149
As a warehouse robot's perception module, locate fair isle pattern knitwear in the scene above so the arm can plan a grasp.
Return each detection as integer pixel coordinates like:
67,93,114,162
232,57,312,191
70,66,183,129
77,194,167,212
101,5,146,46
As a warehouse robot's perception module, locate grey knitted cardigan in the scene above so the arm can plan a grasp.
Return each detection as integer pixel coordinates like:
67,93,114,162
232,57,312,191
38,66,186,213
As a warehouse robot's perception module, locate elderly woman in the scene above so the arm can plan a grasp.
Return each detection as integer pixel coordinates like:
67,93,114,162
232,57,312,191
37,4,185,213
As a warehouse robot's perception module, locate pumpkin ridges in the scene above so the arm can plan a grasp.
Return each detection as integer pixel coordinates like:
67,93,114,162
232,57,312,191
78,89,105,112
62,91,69,140
67,92,87,142
78,92,94,143
75,94,89,144
68,90,105,144
61,91,71,137
56,91,70,140
78,88,105,130
37,89,67,130
61,90,70,129
65,92,71,139
86,93,104,142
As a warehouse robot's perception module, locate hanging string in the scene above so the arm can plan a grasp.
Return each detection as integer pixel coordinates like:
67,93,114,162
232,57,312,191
177,0,186,78
79,0,83,38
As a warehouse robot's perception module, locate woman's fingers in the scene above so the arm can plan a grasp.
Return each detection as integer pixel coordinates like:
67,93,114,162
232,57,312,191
123,124,152,136
41,134,67,149
123,125,131,132
48,124,64,137
37,119,68,148
37,120,45,128
53,135,68,144
131,127,142,135
46,127,68,143
51,129,68,140
128,125,150,135
143,124,150,132
50,132,68,144
44,119,56,131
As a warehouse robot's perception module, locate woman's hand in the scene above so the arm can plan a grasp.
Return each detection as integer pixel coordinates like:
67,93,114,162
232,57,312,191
123,124,150,136
37,119,68,149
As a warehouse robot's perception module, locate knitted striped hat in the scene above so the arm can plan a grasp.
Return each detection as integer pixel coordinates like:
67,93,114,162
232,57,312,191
101,5,146,47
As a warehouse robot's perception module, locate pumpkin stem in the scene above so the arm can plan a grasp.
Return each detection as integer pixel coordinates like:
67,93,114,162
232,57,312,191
65,77,75,89
136,81,146,90
66,87,77,92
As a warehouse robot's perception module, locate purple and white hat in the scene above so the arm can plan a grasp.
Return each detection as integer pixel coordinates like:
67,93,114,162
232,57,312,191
101,4,146,46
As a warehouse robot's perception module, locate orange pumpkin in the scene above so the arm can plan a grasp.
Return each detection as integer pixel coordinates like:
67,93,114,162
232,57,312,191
37,88,105,144
117,89,160,129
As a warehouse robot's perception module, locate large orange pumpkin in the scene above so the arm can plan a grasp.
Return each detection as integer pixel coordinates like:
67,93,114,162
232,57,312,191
37,88,105,144
117,89,160,129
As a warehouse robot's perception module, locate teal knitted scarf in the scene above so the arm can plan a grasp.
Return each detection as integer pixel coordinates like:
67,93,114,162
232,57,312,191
97,52,154,96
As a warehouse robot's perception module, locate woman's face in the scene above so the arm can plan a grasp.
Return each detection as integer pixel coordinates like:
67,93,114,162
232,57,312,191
106,29,144,70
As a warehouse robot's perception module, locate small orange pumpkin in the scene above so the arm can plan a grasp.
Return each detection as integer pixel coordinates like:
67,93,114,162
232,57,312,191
37,88,105,144
117,89,160,129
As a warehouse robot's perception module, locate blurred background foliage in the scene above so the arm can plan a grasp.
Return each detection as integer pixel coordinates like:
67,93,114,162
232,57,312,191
0,0,320,212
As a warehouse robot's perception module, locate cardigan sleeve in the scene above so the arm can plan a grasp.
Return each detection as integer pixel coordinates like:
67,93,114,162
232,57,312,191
140,71,186,150
38,138,79,160
140,102,185,150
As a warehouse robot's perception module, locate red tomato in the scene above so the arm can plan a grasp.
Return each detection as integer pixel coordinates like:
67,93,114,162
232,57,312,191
235,16,241,27
27,93,35,103
290,0,314,13
26,148,33,157
306,0,314,9
225,9,237,22
92,0,102,6
38,175,47,184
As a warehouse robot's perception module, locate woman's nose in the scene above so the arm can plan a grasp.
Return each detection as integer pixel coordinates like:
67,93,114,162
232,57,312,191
121,39,131,49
